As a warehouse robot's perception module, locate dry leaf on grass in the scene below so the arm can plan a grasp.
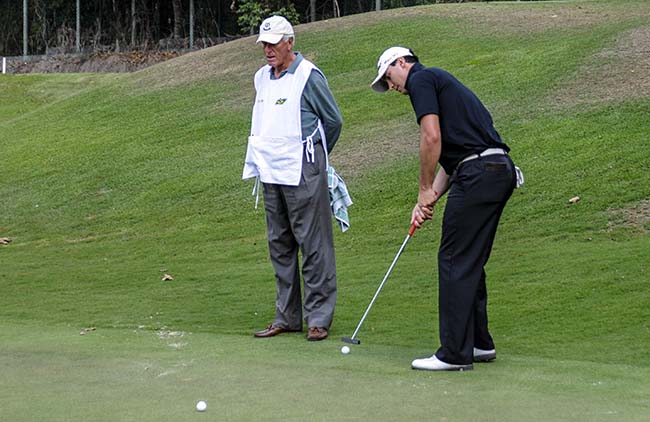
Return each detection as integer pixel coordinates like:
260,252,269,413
0,237,12,245
162,274,174,281
80,327,97,335
569,196,581,204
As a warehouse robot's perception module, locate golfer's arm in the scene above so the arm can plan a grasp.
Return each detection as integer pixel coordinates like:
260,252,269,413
432,168,450,200
418,114,442,194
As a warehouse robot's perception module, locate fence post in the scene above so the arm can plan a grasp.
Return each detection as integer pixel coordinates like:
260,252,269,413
23,0,28,59
189,0,194,49
2,57,6,74
76,0,81,53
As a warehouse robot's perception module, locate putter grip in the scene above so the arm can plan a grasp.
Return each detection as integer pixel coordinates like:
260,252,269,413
408,223,416,237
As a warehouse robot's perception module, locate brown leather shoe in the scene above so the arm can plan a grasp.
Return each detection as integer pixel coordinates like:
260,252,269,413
254,324,299,338
307,327,328,341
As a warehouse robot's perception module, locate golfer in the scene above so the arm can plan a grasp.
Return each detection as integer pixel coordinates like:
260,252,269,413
371,47,517,370
243,16,343,341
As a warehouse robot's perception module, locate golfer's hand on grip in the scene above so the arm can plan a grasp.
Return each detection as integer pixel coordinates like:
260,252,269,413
411,188,438,228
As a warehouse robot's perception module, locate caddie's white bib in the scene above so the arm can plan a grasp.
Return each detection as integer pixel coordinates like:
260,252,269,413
242,59,318,186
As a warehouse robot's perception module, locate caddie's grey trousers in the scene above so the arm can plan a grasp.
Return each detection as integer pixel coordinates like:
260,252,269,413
262,142,337,330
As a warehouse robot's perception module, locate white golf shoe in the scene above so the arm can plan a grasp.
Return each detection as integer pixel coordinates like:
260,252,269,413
473,348,497,362
411,355,473,371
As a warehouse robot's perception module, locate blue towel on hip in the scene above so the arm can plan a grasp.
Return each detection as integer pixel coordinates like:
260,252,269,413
327,166,352,232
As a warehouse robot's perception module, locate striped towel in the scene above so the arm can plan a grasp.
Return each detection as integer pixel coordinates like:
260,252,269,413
328,166,352,232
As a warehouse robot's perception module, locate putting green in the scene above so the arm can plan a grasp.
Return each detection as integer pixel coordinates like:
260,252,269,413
1,322,648,421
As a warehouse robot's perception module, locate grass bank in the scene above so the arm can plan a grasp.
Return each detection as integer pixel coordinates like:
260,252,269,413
1,1,649,420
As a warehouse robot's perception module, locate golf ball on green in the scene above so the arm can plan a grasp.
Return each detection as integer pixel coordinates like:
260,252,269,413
341,345,350,354
196,400,207,412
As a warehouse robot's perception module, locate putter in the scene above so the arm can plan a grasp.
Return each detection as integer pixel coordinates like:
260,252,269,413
342,223,417,345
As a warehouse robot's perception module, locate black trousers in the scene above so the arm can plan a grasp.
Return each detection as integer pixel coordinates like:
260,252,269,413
435,154,515,365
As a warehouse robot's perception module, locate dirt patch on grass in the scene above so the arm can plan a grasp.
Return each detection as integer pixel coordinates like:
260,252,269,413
307,2,645,35
608,199,650,233
555,27,650,108
330,123,419,180
10,51,182,74
129,36,258,91
448,3,642,34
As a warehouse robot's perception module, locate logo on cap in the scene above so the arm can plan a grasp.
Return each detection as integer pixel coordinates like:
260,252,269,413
263,22,271,31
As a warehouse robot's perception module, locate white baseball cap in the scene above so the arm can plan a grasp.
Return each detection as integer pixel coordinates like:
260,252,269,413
256,16,294,44
371,46,414,92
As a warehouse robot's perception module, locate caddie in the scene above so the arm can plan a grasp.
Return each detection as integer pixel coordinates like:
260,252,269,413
243,15,343,342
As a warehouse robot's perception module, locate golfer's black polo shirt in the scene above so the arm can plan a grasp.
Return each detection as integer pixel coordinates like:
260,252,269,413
405,62,509,174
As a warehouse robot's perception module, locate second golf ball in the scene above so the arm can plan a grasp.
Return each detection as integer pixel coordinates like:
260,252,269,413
341,346,350,354
196,400,207,412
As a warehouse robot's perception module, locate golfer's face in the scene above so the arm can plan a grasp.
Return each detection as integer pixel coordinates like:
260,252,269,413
262,38,294,72
384,59,409,94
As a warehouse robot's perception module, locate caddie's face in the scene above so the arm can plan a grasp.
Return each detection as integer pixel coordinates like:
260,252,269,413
384,58,411,95
262,38,294,73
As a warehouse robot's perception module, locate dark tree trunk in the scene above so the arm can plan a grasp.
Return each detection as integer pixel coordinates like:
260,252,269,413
172,0,182,39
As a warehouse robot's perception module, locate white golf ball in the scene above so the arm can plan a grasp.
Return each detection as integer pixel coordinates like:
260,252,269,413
196,400,207,412
341,345,350,355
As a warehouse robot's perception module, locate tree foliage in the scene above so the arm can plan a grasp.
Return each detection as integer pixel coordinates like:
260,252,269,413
237,1,300,35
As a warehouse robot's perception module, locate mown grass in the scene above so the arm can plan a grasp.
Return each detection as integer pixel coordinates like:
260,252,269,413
3,323,649,422
1,1,649,420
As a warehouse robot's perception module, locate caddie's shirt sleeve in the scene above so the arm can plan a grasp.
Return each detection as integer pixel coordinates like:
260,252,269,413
302,70,343,153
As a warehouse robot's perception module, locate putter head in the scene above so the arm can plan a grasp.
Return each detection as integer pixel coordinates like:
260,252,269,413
341,337,361,345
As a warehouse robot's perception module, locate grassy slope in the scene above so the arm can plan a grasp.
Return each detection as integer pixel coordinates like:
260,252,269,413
1,0,650,420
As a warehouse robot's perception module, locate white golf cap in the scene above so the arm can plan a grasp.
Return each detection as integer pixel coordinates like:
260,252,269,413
256,16,294,44
371,46,414,92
